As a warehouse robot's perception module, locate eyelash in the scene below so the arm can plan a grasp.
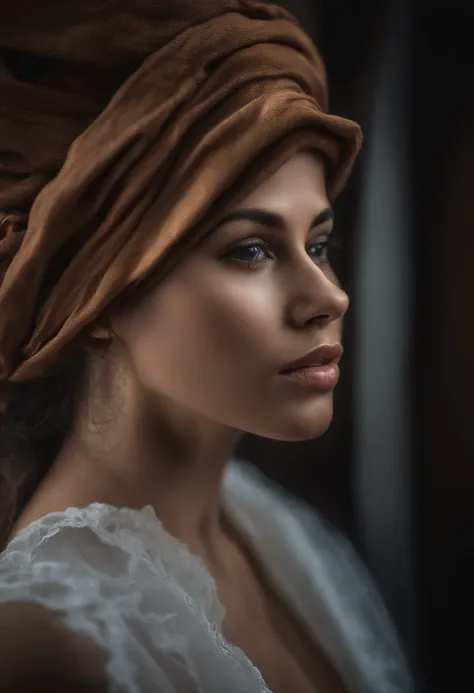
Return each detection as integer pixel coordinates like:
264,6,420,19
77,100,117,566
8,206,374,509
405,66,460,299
223,237,337,271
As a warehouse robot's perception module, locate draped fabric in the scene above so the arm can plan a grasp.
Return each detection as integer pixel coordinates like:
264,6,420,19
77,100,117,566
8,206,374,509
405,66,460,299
0,0,361,390
0,459,413,693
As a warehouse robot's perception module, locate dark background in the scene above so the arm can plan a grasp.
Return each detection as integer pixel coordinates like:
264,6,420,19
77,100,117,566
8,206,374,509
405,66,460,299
238,2,474,692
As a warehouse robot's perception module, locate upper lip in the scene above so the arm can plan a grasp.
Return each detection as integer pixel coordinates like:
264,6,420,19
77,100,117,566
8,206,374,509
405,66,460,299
280,343,343,373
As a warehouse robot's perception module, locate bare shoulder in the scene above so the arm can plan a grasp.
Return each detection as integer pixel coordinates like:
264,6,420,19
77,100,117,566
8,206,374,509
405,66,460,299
0,601,108,693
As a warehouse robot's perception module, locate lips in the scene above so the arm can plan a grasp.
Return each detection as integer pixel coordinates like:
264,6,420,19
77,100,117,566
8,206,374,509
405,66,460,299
280,343,343,373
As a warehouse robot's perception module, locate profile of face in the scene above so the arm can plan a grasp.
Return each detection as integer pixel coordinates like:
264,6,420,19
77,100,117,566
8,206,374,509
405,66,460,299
108,152,349,441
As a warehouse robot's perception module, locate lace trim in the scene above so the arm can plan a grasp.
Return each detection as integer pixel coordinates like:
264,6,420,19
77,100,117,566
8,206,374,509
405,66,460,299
3,500,271,693
0,459,413,693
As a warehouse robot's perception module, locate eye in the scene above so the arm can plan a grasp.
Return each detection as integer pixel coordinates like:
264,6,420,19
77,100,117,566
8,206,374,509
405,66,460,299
308,240,330,261
221,234,340,271
222,240,272,270
308,228,345,260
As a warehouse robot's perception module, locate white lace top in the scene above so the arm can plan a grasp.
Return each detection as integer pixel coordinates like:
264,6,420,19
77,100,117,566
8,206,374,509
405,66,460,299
0,459,413,693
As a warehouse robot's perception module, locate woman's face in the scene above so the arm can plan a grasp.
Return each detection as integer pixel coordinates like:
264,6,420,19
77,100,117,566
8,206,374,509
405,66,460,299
114,152,349,441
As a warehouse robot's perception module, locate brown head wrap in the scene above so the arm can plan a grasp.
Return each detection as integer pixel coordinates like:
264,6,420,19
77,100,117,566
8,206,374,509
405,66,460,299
0,0,362,393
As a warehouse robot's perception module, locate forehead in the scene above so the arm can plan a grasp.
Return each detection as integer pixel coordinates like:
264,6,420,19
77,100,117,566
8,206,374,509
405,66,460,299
233,151,328,214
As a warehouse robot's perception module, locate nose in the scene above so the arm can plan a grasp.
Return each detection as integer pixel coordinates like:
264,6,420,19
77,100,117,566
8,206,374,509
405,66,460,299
286,260,349,330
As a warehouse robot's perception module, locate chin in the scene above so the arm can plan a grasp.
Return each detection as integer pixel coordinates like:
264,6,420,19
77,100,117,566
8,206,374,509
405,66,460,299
262,395,335,442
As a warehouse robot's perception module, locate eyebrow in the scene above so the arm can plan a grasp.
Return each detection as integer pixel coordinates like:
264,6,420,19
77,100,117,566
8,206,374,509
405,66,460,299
216,205,334,231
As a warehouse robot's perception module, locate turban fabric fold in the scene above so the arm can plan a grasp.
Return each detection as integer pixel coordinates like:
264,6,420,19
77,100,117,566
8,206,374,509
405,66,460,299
0,0,362,389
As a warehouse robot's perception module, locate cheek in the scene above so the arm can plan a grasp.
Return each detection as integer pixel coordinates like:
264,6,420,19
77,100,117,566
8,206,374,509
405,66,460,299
128,279,279,393
200,289,274,356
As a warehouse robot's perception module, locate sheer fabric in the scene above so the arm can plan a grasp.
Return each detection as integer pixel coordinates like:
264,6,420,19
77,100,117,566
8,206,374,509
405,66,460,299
0,459,413,693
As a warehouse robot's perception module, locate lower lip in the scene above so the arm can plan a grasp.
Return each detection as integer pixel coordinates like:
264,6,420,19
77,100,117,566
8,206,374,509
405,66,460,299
281,363,340,390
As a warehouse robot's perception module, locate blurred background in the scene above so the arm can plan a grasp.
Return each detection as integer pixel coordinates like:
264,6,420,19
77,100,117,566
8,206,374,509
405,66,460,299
237,1,474,692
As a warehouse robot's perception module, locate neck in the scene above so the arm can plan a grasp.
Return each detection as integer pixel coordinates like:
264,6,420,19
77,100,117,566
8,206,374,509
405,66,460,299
17,357,243,570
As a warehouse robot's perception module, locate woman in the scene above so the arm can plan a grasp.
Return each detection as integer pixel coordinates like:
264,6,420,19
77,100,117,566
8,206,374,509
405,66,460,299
0,1,413,692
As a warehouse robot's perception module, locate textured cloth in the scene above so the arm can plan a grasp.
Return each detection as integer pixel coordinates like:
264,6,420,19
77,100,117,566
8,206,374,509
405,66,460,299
0,459,412,693
0,0,361,389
